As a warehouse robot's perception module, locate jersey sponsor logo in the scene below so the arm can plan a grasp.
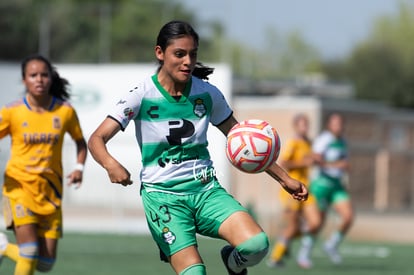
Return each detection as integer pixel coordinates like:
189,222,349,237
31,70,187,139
171,155,199,165
156,119,198,168
166,119,195,145
158,156,170,168
147,106,159,119
158,154,200,167
193,98,206,118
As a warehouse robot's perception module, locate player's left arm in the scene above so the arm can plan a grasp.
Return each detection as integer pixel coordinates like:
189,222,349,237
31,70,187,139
67,137,87,188
66,108,88,188
216,115,238,135
265,162,308,201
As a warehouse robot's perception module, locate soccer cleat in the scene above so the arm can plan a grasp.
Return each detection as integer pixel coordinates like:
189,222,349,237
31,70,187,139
220,245,247,275
296,246,313,269
0,232,9,265
296,256,313,269
323,243,342,264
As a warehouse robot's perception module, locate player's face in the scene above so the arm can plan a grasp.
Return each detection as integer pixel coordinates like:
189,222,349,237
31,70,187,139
23,60,51,97
328,114,344,137
295,117,309,137
155,35,198,85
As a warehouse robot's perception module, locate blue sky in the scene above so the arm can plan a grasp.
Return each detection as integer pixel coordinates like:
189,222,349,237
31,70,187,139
180,0,400,58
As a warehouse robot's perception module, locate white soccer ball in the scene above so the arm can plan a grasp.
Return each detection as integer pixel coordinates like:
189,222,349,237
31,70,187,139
226,119,281,173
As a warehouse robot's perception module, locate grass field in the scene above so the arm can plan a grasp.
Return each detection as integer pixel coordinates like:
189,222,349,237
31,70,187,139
1,232,413,275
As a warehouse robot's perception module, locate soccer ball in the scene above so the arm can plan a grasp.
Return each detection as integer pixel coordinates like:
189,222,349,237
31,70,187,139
226,119,280,173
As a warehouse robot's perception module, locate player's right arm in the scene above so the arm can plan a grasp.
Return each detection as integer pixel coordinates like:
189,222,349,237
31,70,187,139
88,117,133,186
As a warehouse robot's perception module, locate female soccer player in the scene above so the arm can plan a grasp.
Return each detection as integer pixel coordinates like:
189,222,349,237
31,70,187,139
267,114,321,269
0,54,87,274
88,20,307,275
296,112,353,265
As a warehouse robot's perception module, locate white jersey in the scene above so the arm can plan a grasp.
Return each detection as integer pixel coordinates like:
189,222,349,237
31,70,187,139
312,130,348,179
108,75,232,194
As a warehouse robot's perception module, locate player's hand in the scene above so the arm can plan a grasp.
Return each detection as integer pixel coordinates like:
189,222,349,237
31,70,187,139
67,170,83,189
106,162,133,186
290,182,308,201
283,178,308,201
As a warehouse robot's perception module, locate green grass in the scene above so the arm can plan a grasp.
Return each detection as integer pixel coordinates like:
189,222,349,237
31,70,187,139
1,232,413,274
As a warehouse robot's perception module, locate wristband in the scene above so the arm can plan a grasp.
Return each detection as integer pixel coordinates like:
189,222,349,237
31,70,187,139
74,163,84,172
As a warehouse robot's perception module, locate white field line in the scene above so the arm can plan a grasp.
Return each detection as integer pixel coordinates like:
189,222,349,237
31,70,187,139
313,245,391,258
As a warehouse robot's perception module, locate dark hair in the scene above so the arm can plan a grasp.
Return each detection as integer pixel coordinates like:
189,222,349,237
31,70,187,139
21,54,70,100
156,20,214,80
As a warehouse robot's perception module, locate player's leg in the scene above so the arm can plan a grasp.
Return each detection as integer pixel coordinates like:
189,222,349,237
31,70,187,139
267,201,301,267
295,195,322,269
141,188,206,274
296,179,330,268
35,209,62,272
302,195,322,235
1,197,20,263
324,191,353,264
219,211,269,275
194,181,268,274
36,238,57,272
1,197,39,274
169,246,205,275
14,224,39,275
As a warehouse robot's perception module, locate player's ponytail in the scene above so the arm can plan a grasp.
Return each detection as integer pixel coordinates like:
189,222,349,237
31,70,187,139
21,54,71,100
49,68,70,100
193,62,214,80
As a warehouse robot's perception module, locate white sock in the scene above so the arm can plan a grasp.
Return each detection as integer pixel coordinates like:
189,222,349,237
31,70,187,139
326,231,343,248
297,235,314,260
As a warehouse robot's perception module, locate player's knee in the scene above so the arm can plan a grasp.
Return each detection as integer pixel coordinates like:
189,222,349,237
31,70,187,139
236,232,269,266
18,242,38,260
179,263,206,275
36,256,56,272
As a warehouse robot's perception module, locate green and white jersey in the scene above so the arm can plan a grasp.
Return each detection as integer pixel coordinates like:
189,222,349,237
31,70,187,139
108,75,232,194
313,130,348,179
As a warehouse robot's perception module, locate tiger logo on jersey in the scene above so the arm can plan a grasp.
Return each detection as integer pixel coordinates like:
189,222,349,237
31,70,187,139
53,117,61,129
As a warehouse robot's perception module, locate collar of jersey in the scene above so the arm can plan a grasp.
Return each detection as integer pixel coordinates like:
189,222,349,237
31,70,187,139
152,74,191,103
23,96,57,111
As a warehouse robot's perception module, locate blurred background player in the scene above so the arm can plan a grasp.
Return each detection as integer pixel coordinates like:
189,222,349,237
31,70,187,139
297,112,353,266
88,20,308,275
267,113,320,269
0,54,87,275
